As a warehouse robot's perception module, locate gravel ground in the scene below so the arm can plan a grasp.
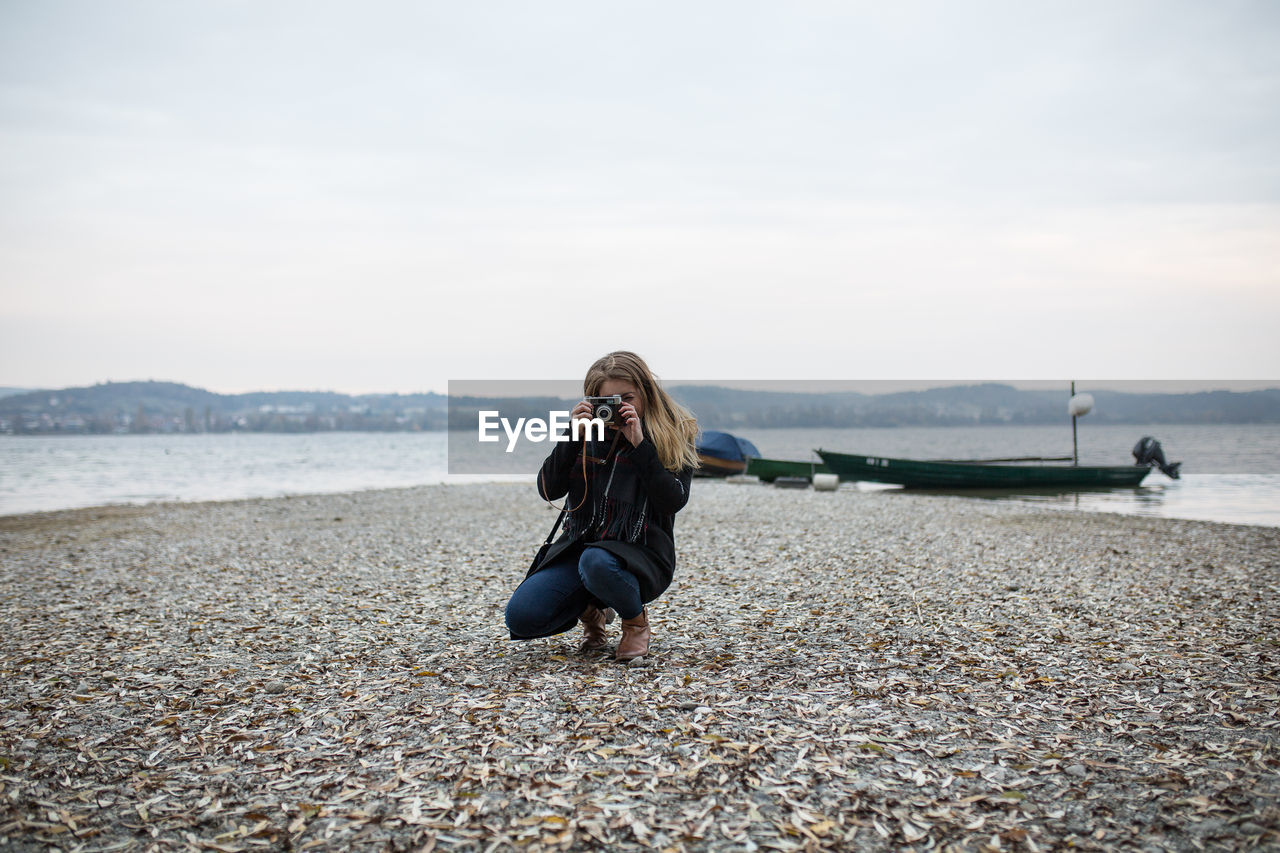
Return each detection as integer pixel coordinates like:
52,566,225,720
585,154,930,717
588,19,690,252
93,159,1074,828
1,481,1277,852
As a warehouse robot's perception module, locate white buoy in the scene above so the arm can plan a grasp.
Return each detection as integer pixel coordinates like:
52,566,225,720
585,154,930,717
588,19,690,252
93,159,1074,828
1068,393,1094,417
812,473,840,492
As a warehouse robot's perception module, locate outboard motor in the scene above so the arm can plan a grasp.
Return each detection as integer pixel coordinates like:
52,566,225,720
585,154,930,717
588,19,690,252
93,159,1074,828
1133,436,1181,479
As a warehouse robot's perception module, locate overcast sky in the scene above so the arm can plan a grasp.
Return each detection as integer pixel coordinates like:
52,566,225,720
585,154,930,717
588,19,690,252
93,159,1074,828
2,1,1277,394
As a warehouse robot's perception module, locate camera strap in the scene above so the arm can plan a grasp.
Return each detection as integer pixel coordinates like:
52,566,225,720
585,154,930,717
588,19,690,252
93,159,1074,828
540,429,621,515
583,430,622,465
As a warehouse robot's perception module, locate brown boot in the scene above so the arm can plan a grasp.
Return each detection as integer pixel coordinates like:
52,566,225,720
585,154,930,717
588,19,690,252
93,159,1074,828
579,604,615,653
616,608,650,661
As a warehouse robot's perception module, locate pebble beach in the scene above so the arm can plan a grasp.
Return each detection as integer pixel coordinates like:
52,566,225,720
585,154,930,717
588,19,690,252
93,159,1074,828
1,481,1277,851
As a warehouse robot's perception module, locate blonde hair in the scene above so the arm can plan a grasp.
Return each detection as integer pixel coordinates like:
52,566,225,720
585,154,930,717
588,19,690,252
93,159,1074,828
584,351,699,472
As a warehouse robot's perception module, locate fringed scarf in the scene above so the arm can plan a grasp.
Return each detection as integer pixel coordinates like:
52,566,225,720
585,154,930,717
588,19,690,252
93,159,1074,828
563,433,649,545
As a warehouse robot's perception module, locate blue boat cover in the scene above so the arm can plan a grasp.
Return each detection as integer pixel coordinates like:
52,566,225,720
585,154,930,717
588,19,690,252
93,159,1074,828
696,430,761,463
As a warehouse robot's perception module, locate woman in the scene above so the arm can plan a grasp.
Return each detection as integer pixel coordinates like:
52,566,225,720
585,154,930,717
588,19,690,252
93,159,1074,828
505,351,699,661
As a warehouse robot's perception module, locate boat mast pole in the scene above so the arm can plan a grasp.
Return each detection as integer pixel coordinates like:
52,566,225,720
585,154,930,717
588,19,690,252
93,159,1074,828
1071,380,1078,466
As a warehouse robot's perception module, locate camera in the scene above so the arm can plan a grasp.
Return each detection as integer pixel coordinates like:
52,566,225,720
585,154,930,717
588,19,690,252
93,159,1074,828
585,395,623,425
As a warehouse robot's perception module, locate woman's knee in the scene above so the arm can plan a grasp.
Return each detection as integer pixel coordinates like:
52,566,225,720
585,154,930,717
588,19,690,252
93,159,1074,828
504,595,536,638
505,578,584,639
505,557,582,639
505,590,554,639
577,547,623,586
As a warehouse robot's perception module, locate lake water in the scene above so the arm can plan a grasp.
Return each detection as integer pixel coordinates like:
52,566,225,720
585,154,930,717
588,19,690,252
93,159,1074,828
1,424,1277,527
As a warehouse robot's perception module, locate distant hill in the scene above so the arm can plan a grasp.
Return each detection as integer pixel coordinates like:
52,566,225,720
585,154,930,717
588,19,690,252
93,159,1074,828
0,381,447,434
0,386,39,399
2,380,1278,434
669,384,1280,428
669,383,1061,427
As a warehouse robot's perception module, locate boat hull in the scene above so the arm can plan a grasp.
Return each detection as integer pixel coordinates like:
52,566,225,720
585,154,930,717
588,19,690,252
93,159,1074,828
745,457,834,483
694,431,760,477
816,449,1151,489
695,454,748,476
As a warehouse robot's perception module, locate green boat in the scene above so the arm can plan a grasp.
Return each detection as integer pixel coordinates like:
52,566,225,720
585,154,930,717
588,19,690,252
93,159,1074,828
815,449,1152,489
744,457,834,483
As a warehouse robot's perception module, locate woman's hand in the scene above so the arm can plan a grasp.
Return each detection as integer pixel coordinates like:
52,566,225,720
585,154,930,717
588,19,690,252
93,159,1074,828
571,399,595,440
618,401,643,447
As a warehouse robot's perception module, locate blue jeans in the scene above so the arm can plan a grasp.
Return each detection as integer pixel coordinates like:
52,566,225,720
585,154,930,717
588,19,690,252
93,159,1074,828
505,546,643,640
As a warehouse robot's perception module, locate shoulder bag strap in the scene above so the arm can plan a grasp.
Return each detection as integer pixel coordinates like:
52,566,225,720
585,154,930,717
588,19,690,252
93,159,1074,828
543,506,567,545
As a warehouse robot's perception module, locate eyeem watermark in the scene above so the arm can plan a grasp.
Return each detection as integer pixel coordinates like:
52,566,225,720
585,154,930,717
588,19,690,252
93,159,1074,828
478,410,605,453
452,377,1222,477
448,379,599,475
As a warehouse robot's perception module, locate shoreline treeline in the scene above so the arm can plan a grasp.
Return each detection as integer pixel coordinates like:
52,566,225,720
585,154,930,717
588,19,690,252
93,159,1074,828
3,381,1279,435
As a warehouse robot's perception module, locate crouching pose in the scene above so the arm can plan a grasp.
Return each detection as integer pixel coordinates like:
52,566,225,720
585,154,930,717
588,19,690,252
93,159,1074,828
505,351,698,661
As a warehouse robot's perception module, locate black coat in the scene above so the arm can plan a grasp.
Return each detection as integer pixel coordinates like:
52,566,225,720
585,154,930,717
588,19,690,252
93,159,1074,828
531,431,693,602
